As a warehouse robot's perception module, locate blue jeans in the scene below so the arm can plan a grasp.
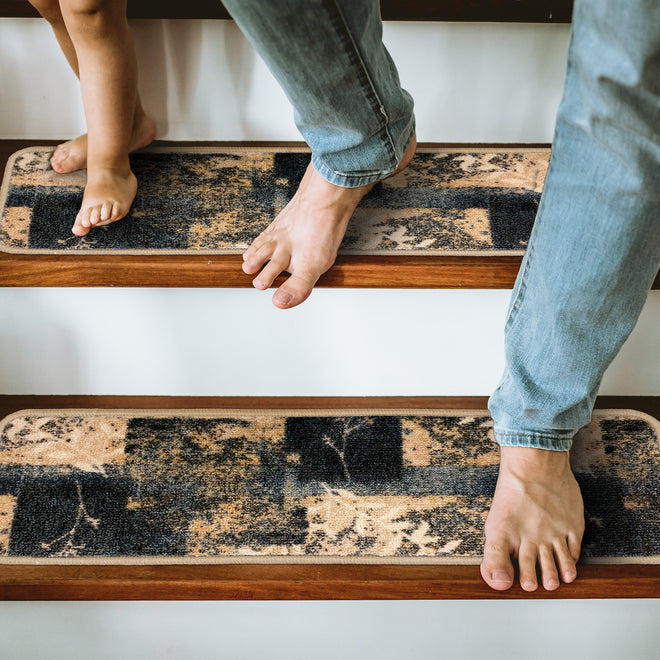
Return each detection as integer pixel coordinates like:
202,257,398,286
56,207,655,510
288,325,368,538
224,0,659,451
488,0,660,450
221,0,415,187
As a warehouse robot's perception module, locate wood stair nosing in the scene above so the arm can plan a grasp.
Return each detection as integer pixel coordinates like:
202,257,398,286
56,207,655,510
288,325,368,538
0,394,658,601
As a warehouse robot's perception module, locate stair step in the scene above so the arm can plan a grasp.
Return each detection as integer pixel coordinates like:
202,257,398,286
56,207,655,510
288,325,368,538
1,394,658,600
2,141,658,290
0,141,540,289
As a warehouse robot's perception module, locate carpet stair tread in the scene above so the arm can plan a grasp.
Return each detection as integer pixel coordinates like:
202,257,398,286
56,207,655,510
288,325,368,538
1,394,658,600
2,141,659,290
0,141,533,288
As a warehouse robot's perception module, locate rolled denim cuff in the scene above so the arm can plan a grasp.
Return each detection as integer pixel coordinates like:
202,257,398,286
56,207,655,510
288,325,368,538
493,428,574,452
311,117,416,188
312,156,389,188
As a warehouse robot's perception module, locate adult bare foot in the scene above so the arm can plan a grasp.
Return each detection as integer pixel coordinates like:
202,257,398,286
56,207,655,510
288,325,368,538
480,446,585,592
71,167,137,236
242,135,417,309
50,110,155,174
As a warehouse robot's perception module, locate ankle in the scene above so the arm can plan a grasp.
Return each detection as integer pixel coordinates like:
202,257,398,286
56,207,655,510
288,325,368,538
87,161,133,179
500,446,571,481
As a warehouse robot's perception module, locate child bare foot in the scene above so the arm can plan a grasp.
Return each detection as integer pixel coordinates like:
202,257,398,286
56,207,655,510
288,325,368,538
51,110,155,174
242,135,417,309
71,167,137,236
480,446,585,592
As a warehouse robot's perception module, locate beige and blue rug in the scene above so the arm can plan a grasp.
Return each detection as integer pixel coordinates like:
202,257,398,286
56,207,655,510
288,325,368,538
0,408,657,565
0,146,549,255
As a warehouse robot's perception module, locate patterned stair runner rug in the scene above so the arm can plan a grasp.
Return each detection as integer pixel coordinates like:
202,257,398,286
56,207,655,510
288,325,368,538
0,408,658,565
1,146,548,255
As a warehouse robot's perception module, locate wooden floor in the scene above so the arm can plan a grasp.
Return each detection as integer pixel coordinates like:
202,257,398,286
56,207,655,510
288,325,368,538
1,394,659,601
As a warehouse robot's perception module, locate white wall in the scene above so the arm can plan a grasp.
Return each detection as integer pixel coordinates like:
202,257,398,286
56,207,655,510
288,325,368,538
1,600,660,660
1,288,658,395
1,19,571,142
1,17,659,659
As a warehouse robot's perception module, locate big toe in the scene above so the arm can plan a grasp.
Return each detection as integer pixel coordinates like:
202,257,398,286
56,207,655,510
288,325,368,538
71,219,90,237
481,542,515,591
51,148,83,174
272,273,316,309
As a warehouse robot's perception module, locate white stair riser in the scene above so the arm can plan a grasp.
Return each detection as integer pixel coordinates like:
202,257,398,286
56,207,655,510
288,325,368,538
1,288,658,396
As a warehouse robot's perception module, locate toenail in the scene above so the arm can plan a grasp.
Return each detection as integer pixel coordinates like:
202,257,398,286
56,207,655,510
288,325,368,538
522,580,537,590
491,570,511,583
547,579,559,589
273,290,293,306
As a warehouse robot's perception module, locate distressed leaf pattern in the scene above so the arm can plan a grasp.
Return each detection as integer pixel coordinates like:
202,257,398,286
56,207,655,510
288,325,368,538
1,148,547,254
0,410,657,561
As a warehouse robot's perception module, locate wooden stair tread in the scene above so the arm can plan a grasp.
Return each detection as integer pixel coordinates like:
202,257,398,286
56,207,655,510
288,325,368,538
1,394,658,601
2,141,657,290
2,564,658,601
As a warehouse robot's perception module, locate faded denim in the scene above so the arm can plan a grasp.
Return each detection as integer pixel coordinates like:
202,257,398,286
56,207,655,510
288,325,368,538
224,0,659,451
221,0,416,187
488,0,660,450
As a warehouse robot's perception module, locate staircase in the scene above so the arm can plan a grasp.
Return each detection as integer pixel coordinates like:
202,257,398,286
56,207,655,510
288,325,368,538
1,1,658,602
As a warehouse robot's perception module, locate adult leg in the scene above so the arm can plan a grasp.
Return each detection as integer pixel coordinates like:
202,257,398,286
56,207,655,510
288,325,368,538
222,0,416,308
485,0,660,591
28,0,154,175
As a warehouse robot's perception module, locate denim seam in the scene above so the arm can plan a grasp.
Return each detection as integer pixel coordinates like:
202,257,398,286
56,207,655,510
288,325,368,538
500,9,577,333
325,0,398,174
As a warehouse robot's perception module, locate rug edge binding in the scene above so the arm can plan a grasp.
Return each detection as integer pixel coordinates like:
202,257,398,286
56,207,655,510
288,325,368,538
0,556,657,566
1,407,658,435
0,246,527,257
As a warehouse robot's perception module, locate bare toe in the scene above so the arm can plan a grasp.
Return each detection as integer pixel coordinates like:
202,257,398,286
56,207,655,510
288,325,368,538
72,207,92,236
272,272,317,309
480,558,513,591
518,543,539,591
480,541,515,591
100,201,114,223
89,205,103,227
252,254,290,290
243,241,276,275
539,545,560,591
555,540,579,583
567,531,583,563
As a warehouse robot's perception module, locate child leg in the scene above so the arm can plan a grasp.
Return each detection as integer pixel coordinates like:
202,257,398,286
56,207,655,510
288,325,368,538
58,0,142,234
28,0,154,177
